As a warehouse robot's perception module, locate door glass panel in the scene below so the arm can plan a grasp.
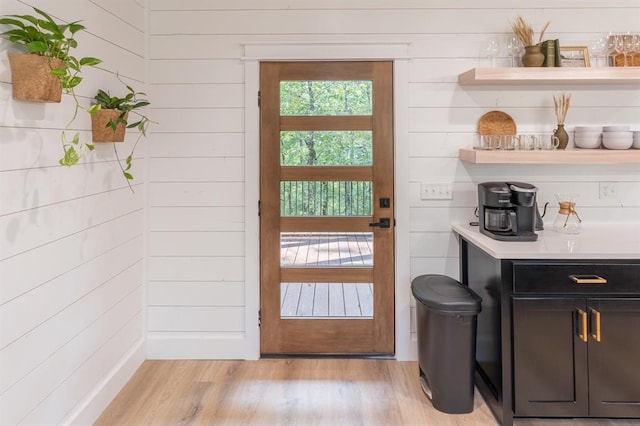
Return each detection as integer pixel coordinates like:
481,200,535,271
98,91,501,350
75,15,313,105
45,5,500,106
280,282,374,318
281,181,372,216
280,131,372,166
280,81,372,116
281,232,373,267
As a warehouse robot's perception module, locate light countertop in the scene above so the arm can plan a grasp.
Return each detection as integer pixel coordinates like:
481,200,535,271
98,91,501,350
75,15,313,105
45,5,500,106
452,223,640,260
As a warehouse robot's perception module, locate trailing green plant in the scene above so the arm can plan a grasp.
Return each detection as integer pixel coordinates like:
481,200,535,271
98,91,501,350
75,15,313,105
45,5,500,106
0,7,102,166
88,82,152,185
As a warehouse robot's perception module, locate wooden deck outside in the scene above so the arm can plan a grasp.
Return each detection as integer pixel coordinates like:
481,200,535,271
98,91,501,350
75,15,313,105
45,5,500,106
280,233,374,318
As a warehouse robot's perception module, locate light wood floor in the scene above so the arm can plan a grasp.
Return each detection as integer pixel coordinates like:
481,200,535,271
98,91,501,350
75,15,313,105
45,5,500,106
95,359,638,426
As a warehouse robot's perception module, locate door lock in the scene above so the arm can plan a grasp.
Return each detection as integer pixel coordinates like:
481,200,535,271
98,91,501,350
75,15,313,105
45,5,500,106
369,218,391,228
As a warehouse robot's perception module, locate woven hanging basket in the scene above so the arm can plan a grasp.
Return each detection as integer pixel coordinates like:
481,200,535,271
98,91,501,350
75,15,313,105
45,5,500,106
8,54,64,103
91,109,128,143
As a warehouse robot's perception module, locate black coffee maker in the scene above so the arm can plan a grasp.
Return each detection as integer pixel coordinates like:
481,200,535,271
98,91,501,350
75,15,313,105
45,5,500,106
478,182,539,241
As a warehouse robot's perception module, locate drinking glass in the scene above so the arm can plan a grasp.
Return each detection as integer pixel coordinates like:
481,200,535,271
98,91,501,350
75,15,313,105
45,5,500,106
485,39,499,67
534,134,559,150
501,135,517,150
506,36,523,67
517,135,535,150
479,135,501,149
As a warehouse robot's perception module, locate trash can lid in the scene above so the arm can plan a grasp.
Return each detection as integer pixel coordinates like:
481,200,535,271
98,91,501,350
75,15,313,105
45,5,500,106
411,274,482,314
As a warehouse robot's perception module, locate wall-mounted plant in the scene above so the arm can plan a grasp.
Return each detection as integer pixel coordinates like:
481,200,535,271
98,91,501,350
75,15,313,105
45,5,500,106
88,82,152,186
0,7,102,166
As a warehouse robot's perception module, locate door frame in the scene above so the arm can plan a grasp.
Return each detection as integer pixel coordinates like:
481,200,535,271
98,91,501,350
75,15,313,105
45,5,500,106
242,41,412,360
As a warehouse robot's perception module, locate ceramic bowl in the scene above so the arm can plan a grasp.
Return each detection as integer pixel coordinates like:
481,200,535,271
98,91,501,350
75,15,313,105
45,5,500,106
602,135,633,149
633,138,640,149
573,131,601,138
574,126,602,133
603,131,633,138
574,135,602,149
603,125,630,132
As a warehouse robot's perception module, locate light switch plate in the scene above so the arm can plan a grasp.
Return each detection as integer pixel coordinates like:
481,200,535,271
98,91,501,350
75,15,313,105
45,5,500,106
421,183,453,200
599,182,618,199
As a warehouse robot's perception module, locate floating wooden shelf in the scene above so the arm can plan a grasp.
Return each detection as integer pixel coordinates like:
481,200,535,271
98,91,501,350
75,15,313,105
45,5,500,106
458,67,640,85
459,148,640,164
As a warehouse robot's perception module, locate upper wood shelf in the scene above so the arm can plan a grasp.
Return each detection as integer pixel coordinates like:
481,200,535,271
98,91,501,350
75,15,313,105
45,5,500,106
459,148,640,164
458,67,640,85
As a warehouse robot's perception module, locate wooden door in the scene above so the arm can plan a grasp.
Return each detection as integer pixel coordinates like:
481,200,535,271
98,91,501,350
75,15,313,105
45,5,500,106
588,298,640,418
260,61,394,355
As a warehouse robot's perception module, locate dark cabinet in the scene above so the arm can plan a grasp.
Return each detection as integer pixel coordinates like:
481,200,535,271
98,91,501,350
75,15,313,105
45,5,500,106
588,299,640,418
512,297,589,417
460,238,640,425
513,297,640,418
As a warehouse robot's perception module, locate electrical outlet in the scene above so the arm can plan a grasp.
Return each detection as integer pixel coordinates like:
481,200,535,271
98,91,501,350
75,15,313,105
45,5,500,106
421,183,453,200
599,182,619,199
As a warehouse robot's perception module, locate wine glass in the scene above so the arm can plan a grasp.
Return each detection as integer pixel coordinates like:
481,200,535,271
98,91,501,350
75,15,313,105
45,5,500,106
589,36,606,67
506,36,523,67
622,32,634,66
485,39,499,67
614,34,626,66
632,33,640,67
605,33,618,66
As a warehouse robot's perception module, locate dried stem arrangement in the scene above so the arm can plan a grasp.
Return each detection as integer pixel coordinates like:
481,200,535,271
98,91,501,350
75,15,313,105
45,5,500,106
511,16,550,46
553,93,571,125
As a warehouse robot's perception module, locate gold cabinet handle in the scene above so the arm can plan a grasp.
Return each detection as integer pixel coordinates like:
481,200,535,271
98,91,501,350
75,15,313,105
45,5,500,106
590,308,601,342
570,275,607,284
577,309,588,343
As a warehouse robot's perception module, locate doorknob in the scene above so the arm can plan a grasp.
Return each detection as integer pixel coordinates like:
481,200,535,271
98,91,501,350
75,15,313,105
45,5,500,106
369,218,391,228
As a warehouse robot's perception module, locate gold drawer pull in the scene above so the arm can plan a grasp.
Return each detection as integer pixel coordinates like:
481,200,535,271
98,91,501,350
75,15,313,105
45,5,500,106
577,309,588,343
570,274,607,284
590,308,601,343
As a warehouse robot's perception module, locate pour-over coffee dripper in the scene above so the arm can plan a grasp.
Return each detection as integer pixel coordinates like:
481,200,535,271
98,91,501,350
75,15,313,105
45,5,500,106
552,193,582,234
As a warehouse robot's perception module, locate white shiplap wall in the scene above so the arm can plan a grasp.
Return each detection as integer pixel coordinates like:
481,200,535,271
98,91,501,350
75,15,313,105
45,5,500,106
147,0,640,361
0,0,148,424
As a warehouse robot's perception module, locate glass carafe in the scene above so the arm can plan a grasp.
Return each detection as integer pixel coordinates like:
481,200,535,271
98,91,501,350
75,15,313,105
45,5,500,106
552,193,582,234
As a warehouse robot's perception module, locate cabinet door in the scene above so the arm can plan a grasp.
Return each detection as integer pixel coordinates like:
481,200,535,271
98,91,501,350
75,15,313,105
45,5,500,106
588,298,640,417
512,298,589,417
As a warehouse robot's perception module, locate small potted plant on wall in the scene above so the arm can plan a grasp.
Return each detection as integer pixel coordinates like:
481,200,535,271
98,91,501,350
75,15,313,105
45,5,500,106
88,83,152,184
0,7,102,165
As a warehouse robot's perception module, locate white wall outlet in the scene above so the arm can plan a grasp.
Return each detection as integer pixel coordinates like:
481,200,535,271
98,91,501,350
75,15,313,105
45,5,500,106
599,182,619,199
421,183,453,200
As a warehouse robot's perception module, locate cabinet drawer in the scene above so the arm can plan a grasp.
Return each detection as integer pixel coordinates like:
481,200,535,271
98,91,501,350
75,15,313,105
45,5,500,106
513,262,640,294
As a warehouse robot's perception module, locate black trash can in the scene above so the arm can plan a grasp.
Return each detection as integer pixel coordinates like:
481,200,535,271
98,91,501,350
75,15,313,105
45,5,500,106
411,274,482,414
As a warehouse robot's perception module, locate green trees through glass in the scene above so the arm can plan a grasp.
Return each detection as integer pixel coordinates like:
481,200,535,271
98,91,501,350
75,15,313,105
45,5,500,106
280,81,372,116
280,80,375,217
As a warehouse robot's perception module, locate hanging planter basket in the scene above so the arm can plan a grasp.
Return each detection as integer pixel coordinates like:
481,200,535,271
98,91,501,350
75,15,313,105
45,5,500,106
91,109,129,143
8,54,64,103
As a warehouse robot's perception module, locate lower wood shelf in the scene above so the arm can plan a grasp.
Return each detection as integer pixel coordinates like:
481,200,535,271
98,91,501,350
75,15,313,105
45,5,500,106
459,148,640,164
